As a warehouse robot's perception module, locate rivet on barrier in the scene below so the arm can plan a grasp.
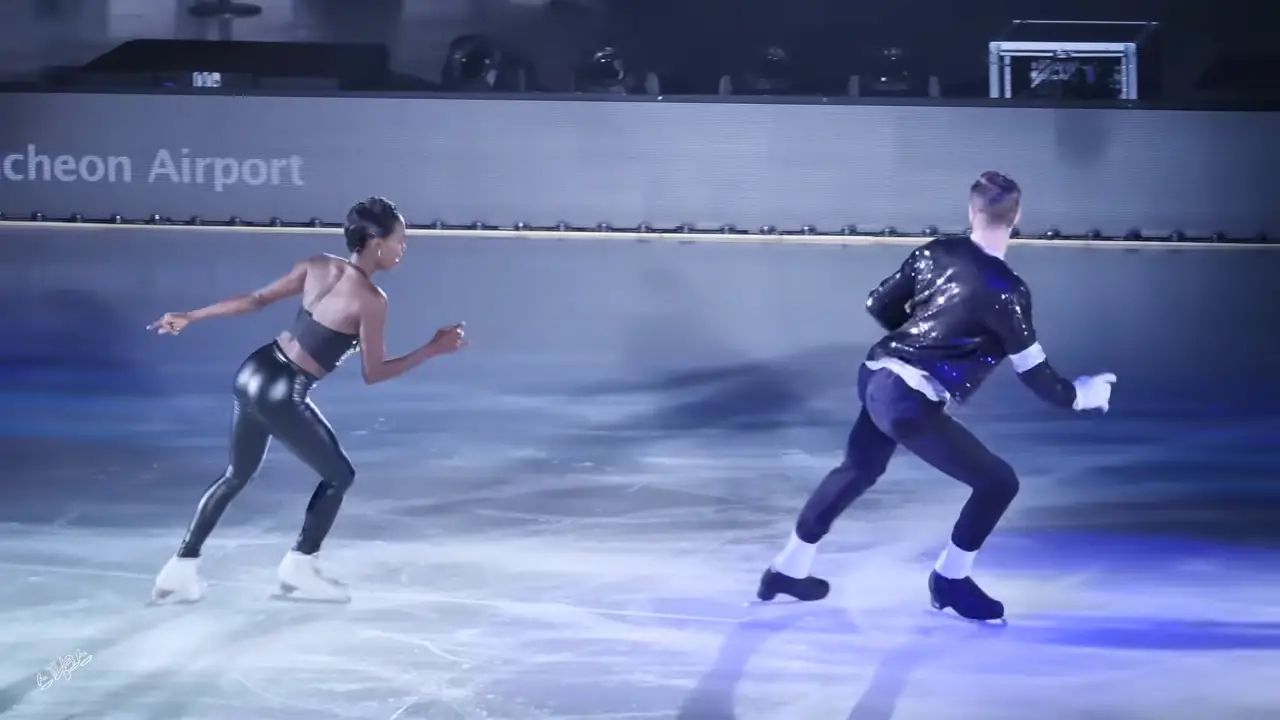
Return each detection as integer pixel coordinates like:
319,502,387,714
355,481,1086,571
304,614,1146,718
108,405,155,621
471,221,487,230
881,226,897,236
1210,232,1226,243
147,213,162,224
229,216,243,226
596,222,612,232
70,213,84,223
760,225,777,235
719,224,737,234
676,224,693,233
555,221,571,231
1169,230,1186,242
514,221,529,231
1044,228,1061,239
801,225,818,235
109,214,123,224
31,212,45,222
1086,229,1102,240
841,224,857,235
269,217,284,227
309,217,323,228
922,225,938,236
637,222,654,233
1010,226,1021,238
189,216,203,226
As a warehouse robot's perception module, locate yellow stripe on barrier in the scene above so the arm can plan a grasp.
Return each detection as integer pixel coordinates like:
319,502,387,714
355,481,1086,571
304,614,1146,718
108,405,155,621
0,220,1274,251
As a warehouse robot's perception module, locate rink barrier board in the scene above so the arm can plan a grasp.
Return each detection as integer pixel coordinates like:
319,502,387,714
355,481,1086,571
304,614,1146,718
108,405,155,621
1,92,1278,238
1,223,1278,410
0,221,1274,252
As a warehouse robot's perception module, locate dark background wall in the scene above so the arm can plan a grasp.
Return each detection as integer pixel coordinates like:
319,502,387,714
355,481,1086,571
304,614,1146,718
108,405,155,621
2,226,1277,418
1,93,1277,238
0,0,1274,98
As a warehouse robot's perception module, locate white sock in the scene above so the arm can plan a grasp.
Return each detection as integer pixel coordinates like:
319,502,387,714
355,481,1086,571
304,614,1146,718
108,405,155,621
771,532,817,578
934,542,977,580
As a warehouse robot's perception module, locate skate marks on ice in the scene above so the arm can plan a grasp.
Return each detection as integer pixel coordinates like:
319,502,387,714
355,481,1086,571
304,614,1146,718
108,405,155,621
3,394,1280,717
0,580,325,719
2,527,1280,719
676,604,1280,720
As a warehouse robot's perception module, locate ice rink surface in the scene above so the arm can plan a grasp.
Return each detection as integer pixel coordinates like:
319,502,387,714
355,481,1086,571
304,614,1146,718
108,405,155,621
1,377,1278,720
0,228,1278,718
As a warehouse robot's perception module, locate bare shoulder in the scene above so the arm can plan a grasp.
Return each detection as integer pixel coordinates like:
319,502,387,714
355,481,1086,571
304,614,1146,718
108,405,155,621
292,254,334,274
312,253,347,267
363,283,388,306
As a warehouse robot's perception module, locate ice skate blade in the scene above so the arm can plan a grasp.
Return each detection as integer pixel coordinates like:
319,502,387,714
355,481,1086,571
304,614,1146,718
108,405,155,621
272,582,351,605
931,603,1007,625
747,596,804,608
150,586,204,605
756,573,831,604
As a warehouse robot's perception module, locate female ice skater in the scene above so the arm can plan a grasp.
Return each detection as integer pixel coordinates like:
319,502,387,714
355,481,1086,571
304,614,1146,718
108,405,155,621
758,172,1117,621
149,197,466,602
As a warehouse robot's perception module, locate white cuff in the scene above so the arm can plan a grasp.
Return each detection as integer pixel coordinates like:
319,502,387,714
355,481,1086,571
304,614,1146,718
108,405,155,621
1009,342,1046,373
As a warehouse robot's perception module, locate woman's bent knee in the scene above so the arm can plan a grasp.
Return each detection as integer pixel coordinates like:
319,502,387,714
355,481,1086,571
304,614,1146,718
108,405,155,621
325,461,356,493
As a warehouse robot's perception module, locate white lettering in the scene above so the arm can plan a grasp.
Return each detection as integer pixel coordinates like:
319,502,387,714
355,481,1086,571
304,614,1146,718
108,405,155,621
212,157,238,191
151,150,306,190
108,155,131,182
241,158,267,185
0,146,297,189
148,148,179,184
78,155,105,182
54,155,77,181
28,145,49,181
192,71,222,88
270,158,287,184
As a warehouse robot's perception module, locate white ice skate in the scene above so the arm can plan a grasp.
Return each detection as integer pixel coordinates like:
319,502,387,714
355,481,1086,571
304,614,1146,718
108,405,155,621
277,551,350,602
152,556,206,603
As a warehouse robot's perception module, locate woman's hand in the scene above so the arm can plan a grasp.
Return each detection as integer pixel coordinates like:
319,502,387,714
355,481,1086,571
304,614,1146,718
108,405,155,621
427,323,467,354
148,312,192,336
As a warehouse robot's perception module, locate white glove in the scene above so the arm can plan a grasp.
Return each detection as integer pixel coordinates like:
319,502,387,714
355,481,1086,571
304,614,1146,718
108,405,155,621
1072,373,1117,412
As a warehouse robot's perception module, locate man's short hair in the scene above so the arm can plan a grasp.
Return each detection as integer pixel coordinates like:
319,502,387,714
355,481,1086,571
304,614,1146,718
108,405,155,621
969,171,1021,227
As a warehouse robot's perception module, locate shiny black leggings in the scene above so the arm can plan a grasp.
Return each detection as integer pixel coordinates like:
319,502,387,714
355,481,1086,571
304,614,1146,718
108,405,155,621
795,365,1021,552
177,343,355,558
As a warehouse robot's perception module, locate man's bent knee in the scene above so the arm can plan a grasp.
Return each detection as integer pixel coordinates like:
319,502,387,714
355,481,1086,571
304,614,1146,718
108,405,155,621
987,461,1020,503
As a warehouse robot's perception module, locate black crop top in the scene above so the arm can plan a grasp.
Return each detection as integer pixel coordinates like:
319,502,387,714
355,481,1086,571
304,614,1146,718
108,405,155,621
290,307,359,373
864,235,1075,406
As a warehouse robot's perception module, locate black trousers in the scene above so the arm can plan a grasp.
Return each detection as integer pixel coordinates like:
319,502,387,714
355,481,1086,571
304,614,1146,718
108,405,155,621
795,364,1020,552
177,342,355,558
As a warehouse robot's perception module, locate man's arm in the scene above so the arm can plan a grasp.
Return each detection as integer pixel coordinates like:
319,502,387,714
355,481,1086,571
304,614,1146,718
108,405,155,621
865,248,922,331
993,283,1077,409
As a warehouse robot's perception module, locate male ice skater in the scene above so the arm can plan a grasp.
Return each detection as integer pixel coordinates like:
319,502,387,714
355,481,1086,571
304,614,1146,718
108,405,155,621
758,171,1117,621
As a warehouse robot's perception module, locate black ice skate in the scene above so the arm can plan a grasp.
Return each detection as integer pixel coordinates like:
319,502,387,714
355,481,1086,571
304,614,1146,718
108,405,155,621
928,571,1004,621
756,568,831,602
